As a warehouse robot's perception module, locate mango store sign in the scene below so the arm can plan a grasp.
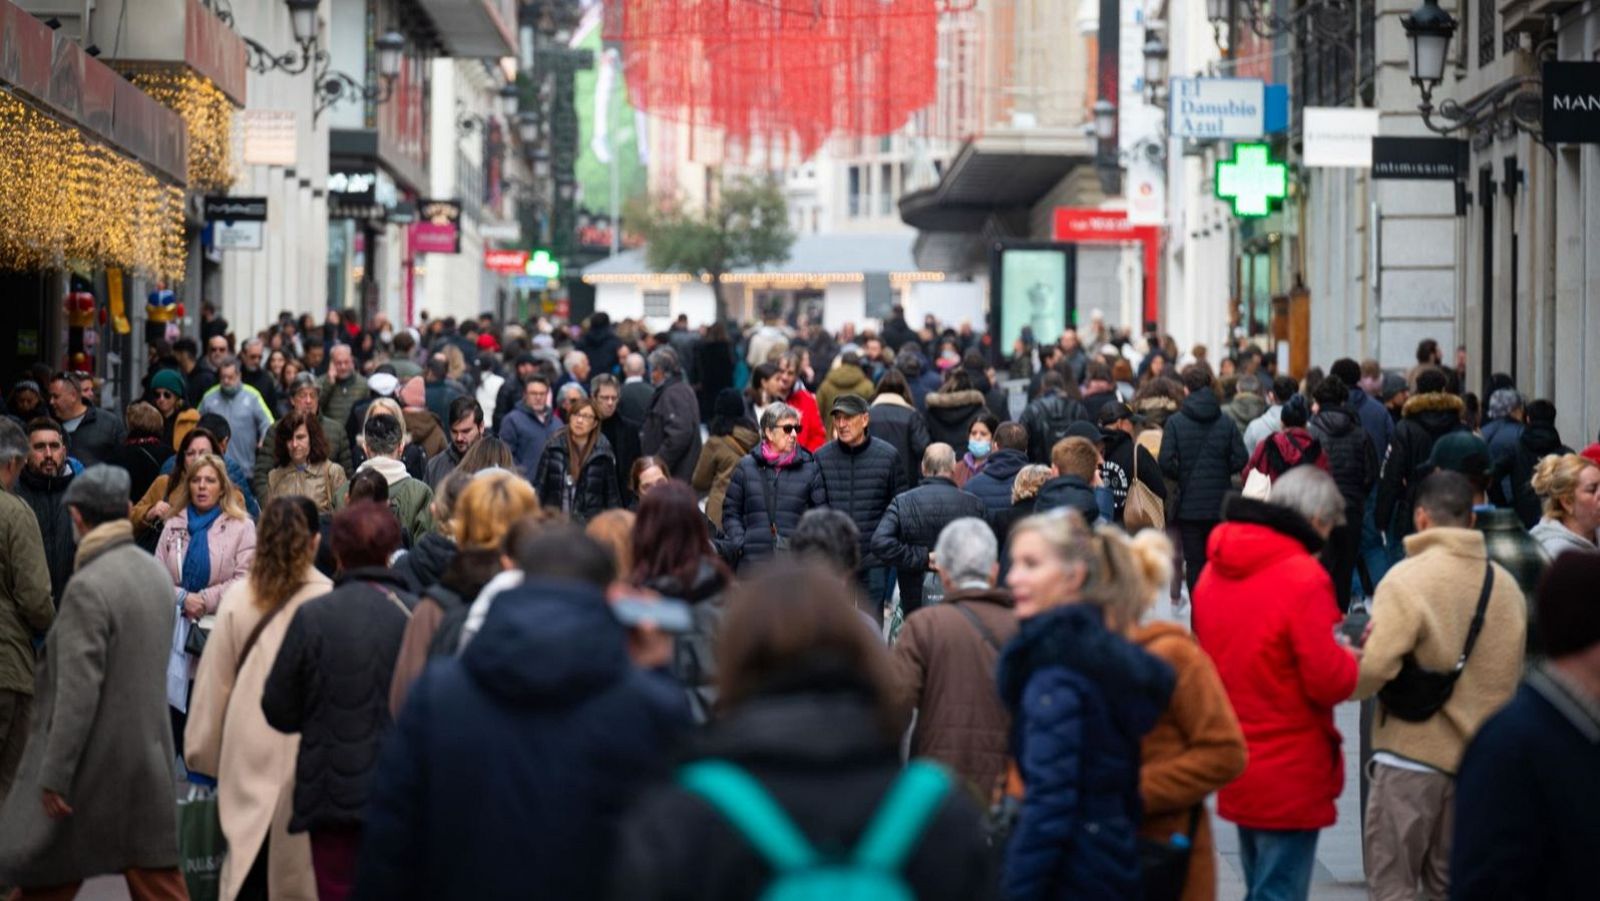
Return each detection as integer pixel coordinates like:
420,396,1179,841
1168,78,1265,140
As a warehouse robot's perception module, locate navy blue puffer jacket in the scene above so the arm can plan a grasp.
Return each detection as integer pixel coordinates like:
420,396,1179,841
721,447,828,569
965,448,1029,514
1158,388,1249,522
997,604,1174,901
814,437,907,567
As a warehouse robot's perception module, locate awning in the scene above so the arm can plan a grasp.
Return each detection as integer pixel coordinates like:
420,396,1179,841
416,0,517,58
898,128,1097,233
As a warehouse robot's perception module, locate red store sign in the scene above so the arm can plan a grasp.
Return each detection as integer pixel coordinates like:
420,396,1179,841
1051,208,1162,328
484,249,529,273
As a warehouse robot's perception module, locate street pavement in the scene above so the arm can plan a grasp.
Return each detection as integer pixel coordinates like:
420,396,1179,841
82,592,1371,900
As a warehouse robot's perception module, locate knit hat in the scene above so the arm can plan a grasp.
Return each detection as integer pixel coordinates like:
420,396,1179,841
1380,372,1408,402
1581,443,1600,468
713,388,746,421
400,376,426,409
1487,387,1524,422
368,372,399,398
150,368,185,398
1427,431,1493,477
1065,421,1103,444
1537,552,1600,658
63,465,131,521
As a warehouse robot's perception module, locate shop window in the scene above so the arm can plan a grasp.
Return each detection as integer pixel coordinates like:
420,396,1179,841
643,291,671,319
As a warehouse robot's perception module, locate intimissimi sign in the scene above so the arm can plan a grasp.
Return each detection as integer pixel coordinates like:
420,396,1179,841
1543,62,1600,143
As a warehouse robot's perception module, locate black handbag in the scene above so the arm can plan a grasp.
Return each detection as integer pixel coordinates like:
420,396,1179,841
1139,805,1201,901
1378,562,1494,723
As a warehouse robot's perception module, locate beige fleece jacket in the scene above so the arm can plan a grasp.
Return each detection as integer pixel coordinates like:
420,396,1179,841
1354,527,1526,773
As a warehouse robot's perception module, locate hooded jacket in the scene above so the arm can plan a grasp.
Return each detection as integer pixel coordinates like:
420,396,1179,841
964,447,1030,515
1243,427,1328,480
609,691,990,901
815,365,876,438
998,604,1175,901
867,394,932,488
814,436,907,569
356,579,689,901
1020,393,1092,465
262,567,414,834
403,408,447,459
393,530,458,595
693,424,758,527
1308,405,1377,513
642,375,708,479
1193,497,1357,831
1375,391,1468,539
1033,474,1100,524
1507,421,1573,528
1348,386,1393,460
1159,388,1249,522
533,431,622,524
721,446,828,568
923,389,988,448
1530,518,1597,560
1223,391,1268,434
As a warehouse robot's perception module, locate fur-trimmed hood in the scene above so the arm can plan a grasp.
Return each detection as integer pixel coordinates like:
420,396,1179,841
1402,391,1465,419
924,389,987,409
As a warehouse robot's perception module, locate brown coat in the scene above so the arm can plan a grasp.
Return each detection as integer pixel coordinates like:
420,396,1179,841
265,460,348,514
185,567,333,900
1132,621,1249,901
891,587,1018,801
692,424,758,526
403,409,447,459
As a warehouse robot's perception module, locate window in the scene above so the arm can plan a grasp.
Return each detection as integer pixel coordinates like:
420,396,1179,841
848,165,862,217
1479,0,1496,68
643,291,671,319
880,163,894,215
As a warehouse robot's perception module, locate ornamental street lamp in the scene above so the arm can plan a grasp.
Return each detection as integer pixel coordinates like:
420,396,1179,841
517,112,541,145
1401,0,1542,138
1093,99,1116,142
1142,34,1168,107
1206,0,1229,50
1401,0,1456,109
312,30,405,123
498,83,521,117
245,0,324,75
376,30,406,80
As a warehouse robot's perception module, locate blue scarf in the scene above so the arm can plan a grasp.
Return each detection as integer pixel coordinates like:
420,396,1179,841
181,505,223,593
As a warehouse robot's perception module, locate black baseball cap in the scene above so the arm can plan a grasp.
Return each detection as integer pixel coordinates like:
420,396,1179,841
1096,400,1145,427
829,394,869,417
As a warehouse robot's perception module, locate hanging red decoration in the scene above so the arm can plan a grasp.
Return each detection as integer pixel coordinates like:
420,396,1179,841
604,0,949,159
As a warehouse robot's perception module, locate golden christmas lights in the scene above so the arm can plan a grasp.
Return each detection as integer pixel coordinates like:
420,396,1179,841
0,90,187,279
125,67,236,193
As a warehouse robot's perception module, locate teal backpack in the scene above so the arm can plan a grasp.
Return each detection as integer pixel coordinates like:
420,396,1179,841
678,759,952,901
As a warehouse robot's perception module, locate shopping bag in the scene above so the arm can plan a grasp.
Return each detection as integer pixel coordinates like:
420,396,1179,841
178,784,227,901
1242,468,1273,501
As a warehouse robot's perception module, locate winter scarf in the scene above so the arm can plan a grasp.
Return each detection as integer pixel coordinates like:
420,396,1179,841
759,440,798,469
181,504,223,592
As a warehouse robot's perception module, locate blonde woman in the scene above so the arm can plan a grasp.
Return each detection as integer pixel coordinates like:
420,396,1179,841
185,497,331,900
1529,453,1600,558
1126,530,1248,901
156,451,256,750
996,510,1176,900
388,470,540,715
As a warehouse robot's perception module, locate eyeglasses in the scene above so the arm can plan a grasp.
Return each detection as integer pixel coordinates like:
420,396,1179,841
775,424,800,434
153,390,177,400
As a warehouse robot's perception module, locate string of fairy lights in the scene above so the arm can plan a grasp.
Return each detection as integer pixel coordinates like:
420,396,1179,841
0,90,187,280
124,67,237,194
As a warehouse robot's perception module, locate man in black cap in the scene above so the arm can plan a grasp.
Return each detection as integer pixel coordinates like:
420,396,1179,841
1096,401,1165,529
815,393,907,624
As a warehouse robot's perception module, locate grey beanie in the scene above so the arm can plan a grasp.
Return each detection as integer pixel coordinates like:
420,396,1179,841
63,465,131,519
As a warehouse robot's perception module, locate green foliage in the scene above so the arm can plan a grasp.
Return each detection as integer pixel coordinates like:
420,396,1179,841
640,176,795,286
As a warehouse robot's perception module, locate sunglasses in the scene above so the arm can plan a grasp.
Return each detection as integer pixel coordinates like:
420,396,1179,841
154,390,177,400
774,424,800,434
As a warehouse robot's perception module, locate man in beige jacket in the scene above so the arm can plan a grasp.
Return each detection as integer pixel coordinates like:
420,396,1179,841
1354,470,1526,901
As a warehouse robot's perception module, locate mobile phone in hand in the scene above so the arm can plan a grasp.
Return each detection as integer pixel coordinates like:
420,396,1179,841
611,597,694,634
1339,608,1371,647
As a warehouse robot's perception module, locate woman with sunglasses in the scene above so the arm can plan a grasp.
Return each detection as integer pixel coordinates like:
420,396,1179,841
721,403,827,571
147,368,189,447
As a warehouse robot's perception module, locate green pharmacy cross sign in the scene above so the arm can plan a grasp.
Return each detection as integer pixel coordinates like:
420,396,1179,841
526,249,562,280
1215,143,1287,218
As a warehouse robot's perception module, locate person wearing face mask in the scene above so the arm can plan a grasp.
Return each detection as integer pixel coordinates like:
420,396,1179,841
154,452,257,755
997,509,1176,901
952,413,999,489
199,355,275,473
533,400,621,523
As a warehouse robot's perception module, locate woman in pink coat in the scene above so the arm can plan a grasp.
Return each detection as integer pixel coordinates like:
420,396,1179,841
156,452,256,751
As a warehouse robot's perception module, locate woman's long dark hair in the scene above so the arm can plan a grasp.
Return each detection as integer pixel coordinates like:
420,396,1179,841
630,480,729,591
273,410,330,467
168,427,220,503
873,367,913,404
746,362,780,406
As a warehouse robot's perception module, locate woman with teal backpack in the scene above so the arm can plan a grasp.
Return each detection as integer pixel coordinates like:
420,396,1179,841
610,562,993,900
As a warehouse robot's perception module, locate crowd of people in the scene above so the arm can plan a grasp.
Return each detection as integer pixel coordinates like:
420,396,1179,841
0,304,1597,901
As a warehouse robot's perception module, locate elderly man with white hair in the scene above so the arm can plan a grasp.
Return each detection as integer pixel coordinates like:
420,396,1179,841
890,516,1017,799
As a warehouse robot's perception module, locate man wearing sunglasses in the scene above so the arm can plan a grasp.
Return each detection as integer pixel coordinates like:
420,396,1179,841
815,393,906,625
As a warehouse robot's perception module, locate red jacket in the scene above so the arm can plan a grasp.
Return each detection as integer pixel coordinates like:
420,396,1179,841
785,386,827,452
1192,498,1358,831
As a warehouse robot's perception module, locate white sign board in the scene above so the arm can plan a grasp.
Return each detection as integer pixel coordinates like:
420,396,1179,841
1303,107,1381,167
213,221,264,251
1118,0,1166,225
1168,78,1265,139
241,110,297,167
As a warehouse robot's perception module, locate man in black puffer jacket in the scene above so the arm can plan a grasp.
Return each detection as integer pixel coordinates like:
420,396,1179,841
1019,371,1090,464
1308,375,1377,611
871,444,986,613
1160,364,1249,592
814,394,907,623
965,422,1031,518
1374,367,1467,550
